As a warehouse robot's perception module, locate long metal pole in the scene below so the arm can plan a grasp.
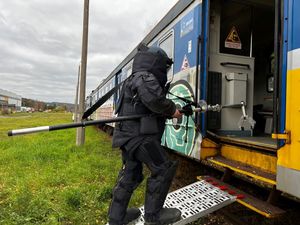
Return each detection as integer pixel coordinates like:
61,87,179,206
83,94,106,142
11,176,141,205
8,106,219,137
76,0,89,146
8,115,148,137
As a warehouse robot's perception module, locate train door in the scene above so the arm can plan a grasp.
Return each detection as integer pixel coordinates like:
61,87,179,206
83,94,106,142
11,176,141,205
161,0,209,158
207,0,278,150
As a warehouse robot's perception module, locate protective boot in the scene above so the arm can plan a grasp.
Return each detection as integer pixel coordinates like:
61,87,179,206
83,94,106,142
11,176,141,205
144,208,181,225
124,208,141,224
109,208,141,225
108,157,143,225
108,180,133,225
156,161,178,208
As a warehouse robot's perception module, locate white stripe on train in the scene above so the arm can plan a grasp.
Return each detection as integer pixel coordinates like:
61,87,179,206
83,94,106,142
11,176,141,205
288,48,300,70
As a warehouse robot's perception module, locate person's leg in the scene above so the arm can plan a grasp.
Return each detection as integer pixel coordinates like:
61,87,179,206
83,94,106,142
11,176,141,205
134,139,180,224
108,149,143,225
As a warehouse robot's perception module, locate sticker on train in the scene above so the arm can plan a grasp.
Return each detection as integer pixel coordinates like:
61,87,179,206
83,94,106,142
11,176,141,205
181,55,190,71
180,10,194,37
225,26,242,49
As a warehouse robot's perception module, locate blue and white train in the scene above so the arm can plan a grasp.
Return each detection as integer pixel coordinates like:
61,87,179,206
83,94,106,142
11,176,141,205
86,0,300,218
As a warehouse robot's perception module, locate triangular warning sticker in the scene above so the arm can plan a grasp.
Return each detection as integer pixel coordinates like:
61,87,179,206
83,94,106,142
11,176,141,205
225,26,242,49
181,55,190,71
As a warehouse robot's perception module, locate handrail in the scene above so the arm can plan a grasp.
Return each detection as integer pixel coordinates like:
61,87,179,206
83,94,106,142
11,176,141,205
220,62,251,70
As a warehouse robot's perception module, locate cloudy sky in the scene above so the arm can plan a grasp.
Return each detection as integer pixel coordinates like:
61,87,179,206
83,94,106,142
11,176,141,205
0,0,178,103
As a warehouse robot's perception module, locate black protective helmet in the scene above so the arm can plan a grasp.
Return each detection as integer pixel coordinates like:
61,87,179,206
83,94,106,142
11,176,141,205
147,46,173,68
137,43,173,67
133,43,173,87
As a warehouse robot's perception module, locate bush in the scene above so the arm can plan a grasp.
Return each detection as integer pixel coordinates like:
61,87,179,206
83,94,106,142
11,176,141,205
1,108,11,115
53,106,67,112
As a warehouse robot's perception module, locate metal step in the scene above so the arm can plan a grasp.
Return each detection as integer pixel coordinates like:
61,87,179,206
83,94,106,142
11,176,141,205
198,176,286,218
129,180,236,225
206,156,276,186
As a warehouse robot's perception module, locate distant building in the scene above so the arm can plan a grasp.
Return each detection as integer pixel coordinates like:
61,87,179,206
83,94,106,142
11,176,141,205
0,89,22,112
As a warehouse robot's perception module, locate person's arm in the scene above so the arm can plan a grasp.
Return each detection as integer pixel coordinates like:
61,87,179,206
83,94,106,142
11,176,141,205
135,74,180,117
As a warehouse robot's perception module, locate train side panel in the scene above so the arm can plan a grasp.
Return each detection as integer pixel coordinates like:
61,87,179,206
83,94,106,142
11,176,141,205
160,3,203,159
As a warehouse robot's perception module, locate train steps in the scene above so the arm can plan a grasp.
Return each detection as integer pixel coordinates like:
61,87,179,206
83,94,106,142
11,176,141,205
127,178,236,225
206,155,277,186
198,176,285,219
202,156,286,218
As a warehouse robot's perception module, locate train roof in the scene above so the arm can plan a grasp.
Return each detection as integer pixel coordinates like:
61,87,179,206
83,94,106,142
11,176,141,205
92,0,195,93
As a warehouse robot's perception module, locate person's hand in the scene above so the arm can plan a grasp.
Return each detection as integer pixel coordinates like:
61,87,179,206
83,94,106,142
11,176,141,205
172,109,183,118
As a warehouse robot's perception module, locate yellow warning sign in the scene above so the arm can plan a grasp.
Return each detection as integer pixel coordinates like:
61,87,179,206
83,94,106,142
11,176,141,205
225,26,242,50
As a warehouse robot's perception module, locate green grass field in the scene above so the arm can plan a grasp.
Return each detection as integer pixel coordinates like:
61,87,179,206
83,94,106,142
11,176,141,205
0,112,145,224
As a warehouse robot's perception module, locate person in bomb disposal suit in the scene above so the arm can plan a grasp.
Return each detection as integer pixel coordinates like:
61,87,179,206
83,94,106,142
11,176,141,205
108,45,183,225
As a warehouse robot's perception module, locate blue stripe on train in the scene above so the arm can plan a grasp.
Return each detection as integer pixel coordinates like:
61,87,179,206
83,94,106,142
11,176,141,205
173,5,201,74
288,0,300,51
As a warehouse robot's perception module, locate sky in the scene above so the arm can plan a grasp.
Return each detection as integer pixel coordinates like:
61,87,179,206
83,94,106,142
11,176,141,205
0,0,178,103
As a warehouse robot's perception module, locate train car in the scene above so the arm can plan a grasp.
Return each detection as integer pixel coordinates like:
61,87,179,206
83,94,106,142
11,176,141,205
86,0,300,218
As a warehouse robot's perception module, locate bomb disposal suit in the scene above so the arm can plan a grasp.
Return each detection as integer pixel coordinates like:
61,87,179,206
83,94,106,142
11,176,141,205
109,46,182,225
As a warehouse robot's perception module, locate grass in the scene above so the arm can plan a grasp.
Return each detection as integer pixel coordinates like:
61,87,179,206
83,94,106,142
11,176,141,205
0,112,146,224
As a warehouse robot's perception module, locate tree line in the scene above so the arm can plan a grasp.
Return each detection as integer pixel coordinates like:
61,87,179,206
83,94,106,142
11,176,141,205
22,98,74,112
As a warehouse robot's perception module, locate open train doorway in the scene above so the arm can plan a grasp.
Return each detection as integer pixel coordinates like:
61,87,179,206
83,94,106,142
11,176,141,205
207,0,277,150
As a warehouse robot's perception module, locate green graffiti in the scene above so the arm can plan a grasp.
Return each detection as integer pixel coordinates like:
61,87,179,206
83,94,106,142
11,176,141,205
162,82,196,155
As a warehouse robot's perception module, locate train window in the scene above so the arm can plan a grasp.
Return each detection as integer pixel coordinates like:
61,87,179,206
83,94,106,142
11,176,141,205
159,31,174,59
159,31,174,80
126,68,132,78
219,1,251,56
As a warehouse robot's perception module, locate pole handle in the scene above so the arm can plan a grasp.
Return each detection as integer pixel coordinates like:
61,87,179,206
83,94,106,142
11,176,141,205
8,126,50,136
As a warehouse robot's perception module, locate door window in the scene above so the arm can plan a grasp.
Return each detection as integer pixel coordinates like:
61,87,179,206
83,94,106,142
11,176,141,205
159,31,174,80
219,2,252,56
